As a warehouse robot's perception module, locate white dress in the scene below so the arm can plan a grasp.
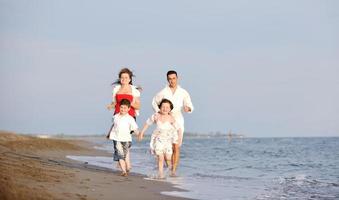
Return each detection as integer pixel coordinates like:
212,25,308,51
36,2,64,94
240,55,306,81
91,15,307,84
151,85,194,134
146,114,179,155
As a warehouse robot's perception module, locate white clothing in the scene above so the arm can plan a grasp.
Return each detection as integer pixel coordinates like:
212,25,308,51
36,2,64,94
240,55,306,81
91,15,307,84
151,129,176,155
146,114,179,155
152,85,193,134
108,113,138,142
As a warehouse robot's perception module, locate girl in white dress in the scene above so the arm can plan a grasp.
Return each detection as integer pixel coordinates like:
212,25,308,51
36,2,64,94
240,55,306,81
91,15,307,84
139,99,181,179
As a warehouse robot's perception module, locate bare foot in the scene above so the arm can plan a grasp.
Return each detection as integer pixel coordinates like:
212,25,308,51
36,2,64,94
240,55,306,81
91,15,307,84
169,171,177,177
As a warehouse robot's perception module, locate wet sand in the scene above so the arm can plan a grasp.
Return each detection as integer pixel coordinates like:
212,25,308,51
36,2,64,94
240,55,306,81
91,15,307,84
0,131,191,200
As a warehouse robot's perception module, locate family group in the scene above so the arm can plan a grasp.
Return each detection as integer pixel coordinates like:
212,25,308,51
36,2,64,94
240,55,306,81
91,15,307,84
106,68,194,179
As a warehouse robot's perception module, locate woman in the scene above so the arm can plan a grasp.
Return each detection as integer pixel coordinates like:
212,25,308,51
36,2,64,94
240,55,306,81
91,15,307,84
106,68,141,174
107,68,141,119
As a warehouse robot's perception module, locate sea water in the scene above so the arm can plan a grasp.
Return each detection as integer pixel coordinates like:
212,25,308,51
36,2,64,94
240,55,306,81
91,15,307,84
67,136,339,200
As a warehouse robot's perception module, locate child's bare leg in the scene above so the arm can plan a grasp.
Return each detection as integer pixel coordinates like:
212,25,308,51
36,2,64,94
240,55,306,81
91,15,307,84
157,154,165,178
115,162,121,170
165,153,172,170
125,150,131,172
118,159,127,176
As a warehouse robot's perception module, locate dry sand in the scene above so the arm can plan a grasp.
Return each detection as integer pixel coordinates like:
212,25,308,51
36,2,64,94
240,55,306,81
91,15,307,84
0,131,191,200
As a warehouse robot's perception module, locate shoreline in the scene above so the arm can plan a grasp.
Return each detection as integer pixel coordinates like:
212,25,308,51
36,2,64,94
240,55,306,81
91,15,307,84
0,131,192,200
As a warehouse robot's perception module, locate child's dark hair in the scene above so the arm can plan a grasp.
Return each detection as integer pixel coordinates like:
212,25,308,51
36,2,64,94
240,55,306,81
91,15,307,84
166,70,177,77
120,99,131,107
158,98,174,110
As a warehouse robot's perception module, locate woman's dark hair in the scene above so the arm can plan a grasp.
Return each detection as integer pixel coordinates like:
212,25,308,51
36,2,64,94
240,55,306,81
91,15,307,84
158,98,174,110
120,99,131,108
112,68,134,85
166,70,177,77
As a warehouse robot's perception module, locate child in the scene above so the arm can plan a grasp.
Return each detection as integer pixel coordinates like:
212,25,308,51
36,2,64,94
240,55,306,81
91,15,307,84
106,99,138,176
138,98,182,179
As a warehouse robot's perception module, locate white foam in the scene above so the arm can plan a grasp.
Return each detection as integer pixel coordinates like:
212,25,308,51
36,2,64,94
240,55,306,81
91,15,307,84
36,135,52,139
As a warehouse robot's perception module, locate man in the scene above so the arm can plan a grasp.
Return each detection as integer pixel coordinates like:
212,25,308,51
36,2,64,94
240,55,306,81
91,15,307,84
152,70,194,176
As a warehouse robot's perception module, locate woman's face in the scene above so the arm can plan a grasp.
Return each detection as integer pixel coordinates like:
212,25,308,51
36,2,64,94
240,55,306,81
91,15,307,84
160,102,171,115
120,73,131,85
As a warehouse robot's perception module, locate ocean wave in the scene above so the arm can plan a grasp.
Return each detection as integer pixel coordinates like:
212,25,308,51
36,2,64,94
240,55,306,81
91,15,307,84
191,173,253,181
257,174,339,200
282,175,339,188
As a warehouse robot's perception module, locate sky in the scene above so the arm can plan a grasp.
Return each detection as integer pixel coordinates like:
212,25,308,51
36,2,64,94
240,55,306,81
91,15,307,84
1,0,338,137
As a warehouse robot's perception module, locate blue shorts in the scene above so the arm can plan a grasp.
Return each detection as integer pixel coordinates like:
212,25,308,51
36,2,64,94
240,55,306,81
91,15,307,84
113,140,132,161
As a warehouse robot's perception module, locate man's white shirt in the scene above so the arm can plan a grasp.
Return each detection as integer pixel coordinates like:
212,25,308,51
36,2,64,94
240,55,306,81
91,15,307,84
152,85,194,133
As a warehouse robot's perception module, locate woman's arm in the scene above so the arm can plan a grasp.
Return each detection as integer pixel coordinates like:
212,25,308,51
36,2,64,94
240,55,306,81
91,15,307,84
106,101,116,110
107,86,119,110
131,97,140,110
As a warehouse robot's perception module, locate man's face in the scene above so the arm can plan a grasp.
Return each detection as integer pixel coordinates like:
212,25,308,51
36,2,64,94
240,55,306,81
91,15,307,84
119,104,130,115
167,74,178,88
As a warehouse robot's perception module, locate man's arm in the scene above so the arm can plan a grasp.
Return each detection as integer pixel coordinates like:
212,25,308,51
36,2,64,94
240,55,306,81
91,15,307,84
183,90,194,113
151,91,163,113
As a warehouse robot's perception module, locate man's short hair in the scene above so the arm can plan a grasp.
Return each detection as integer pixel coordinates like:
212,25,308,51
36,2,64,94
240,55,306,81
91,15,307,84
167,70,177,77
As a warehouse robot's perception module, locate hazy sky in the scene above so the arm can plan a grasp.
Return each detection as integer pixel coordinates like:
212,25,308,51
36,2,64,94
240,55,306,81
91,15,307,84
1,0,338,137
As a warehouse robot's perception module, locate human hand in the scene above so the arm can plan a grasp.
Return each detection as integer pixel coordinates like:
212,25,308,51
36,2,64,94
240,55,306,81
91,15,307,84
184,106,191,113
136,86,143,92
138,132,144,141
132,130,139,136
178,140,182,147
107,102,116,110
170,116,175,124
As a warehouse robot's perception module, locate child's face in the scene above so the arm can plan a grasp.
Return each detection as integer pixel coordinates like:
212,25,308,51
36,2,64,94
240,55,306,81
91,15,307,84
160,102,171,115
119,104,130,115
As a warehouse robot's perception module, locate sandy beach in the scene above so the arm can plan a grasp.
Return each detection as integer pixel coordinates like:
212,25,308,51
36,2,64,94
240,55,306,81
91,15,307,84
0,131,191,200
